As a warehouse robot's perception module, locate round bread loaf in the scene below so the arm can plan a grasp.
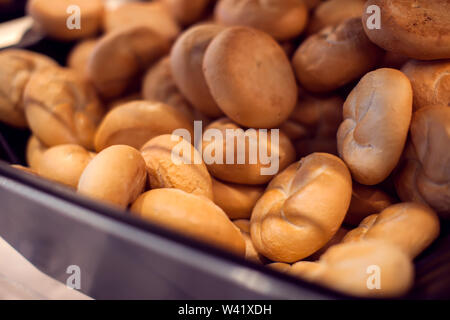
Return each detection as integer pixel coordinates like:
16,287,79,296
103,1,180,41
343,203,440,258
402,60,450,111
202,118,296,185
395,106,450,218
140,134,213,200
161,0,213,26
170,24,225,117
292,18,383,93
95,101,194,152
250,153,352,262
215,0,308,41
362,0,450,60
37,144,93,188
27,0,104,41
26,135,48,170
306,0,365,35
337,68,413,185
0,49,57,128
78,145,147,208
203,26,298,128
87,25,169,99
23,66,104,150
345,183,393,226
67,39,97,79
233,219,266,264
131,188,246,256
289,241,414,298
212,178,264,219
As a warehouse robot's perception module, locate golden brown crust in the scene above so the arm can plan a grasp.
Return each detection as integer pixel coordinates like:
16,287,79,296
67,39,97,79
203,26,298,128
250,153,352,262
292,18,383,93
233,219,267,264
162,0,213,26
94,100,194,152
363,0,450,60
23,66,104,150
337,68,413,185
307,227,349,261
215,0,308,41
26,135,48,170
131,188,246,256
78,145,147,208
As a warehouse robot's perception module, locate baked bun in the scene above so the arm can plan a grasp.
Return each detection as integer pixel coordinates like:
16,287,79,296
140,134,213,199
233,219,266,264
103,1,180,41
215,0,308,41
27,0,104,41
87,25,169,99
203,26,298,128
23,66,104,150
67,39,97,79
170,24,225,117
345,183,393,226
94,101,194,152
212,178,264,219
161,0,213,26
26,135,48,170
395,106,450,218
362,0,450,60
37,144,93,188
78,145,147,208
306,0,365,35
250,153,352,262
289,241,414,298
0,49,57,128
202,118,296,185
402,60,450,111
337,68,413,185
131,188,246,256
292,18,383,93
142,57,195,122
343,203,440,258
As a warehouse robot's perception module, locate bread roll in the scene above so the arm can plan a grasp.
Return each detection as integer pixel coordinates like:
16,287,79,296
362,0,450,60
27,0,103,41
306,0,365,35
289,241,414,298
402,60,450,111
202,118,296,185
142,57,195,122
215,0,308,41
395,106,450,218
131,188,246,256
161,0,213,26
345,183,393,226
233,219,266,264
87,25,169,99
337,68,413,185
170,24,225,117
212,179,264,219
203,26,298,128
343,203,440,258
26,135,48,170
95,101,194,152
0,49,57,128
292,18,383,93
140,134,213,200
78,145,147,208
67,39,97,79
23,66,104,150
37,144,93,188
250,153,352,262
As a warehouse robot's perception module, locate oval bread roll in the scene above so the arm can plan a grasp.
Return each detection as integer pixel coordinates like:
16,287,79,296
78,145,147,208
203,26,298,128
141,134,213,200
23,66,105,150
95,101,194,152
250,153,352,262
233,219,266,264
131,188,246,256
67,39,97,79
337,68,413,185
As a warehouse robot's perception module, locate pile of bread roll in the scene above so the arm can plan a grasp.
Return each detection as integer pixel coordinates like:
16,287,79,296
1,0,449,298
